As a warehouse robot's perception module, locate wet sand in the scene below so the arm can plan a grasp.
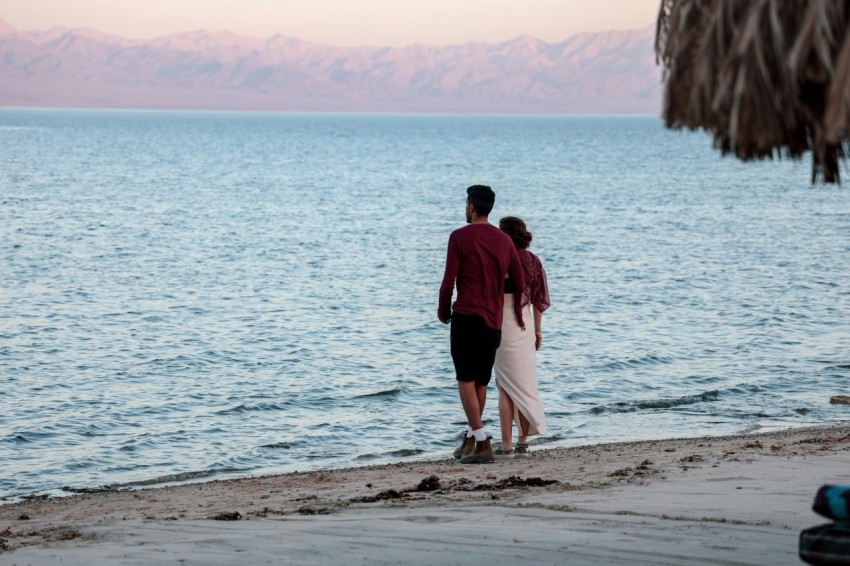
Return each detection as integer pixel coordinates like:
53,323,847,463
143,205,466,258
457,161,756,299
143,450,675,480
2,424,850,565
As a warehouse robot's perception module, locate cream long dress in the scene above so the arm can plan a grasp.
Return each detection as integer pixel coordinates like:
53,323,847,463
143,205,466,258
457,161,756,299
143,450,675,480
494,293,547,436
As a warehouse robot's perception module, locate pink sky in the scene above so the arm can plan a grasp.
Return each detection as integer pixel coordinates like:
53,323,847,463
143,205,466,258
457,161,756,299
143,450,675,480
1,0,659,46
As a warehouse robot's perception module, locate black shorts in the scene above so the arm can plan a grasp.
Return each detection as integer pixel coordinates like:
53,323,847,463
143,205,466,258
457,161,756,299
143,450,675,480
450,313,501,386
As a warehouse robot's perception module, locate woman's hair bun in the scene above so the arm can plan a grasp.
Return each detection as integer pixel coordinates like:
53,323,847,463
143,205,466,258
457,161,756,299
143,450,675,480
499,216,532,249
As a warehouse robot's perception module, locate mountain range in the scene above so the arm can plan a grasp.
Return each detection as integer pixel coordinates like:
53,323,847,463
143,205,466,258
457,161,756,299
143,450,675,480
0,18,662,114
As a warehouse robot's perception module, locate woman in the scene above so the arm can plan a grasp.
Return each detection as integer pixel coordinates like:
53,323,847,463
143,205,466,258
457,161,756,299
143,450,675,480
494,216,550,455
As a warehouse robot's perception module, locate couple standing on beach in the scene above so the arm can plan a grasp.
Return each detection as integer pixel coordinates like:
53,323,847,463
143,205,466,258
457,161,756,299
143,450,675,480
438,185,551,464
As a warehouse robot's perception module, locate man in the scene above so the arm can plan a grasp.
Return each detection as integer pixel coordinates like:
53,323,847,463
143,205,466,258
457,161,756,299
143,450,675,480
438,185,526,464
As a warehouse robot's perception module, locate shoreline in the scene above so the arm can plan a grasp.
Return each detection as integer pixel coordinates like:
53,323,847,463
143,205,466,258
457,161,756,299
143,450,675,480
3,423,850,564
2,419,838,504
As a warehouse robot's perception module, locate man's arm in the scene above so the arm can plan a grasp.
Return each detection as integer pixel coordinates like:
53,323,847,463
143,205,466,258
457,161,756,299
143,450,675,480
438,234,459,324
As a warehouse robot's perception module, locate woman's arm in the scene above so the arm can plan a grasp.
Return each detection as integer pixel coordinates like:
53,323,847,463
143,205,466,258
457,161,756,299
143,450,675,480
533,306,543,350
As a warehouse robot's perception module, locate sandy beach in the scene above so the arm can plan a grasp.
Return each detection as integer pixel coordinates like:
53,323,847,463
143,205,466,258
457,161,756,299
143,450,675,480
2,424,849,565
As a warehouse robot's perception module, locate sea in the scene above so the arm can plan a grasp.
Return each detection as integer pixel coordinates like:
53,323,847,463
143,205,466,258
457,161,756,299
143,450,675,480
1,109,849,501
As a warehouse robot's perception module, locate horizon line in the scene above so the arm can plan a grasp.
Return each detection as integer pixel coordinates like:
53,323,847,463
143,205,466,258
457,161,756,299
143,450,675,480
0,106,662,118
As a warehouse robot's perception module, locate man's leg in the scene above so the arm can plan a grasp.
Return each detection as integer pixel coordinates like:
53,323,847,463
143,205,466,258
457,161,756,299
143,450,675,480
452,315,484,432
452,315,495,463
459,380,494,464
476,384,487,417
458,380,484,431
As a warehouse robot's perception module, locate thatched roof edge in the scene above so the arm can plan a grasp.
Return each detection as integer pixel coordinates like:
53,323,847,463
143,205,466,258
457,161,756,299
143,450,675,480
656,0,850,184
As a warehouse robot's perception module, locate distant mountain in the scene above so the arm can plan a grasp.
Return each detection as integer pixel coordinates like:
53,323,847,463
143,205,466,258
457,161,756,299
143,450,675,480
0,18,16,35
0,22,661,114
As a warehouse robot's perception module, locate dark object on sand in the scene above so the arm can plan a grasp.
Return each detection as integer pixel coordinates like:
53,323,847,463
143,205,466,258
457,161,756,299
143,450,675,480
801,485,850,564
350,489,405,503
414,475,441,492
471,476,559,491
831,396,850,405
800,523,850,565
211,511,242,521
656,0,850,184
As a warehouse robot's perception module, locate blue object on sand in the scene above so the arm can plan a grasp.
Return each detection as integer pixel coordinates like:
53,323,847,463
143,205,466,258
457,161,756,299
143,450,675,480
813,485,850,522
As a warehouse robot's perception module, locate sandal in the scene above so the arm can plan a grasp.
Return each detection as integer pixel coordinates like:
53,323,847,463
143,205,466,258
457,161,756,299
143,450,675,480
494,448,514,455
515,443,529,454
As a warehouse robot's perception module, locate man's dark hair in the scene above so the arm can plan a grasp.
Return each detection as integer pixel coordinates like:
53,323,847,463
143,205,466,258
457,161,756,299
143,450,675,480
466,185,495,217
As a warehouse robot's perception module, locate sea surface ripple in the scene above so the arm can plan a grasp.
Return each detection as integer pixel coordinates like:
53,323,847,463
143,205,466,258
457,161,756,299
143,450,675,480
1,110,849,500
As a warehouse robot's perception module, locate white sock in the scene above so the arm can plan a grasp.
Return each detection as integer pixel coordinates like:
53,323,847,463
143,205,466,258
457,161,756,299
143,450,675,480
466,427,474,438
472,428,487,442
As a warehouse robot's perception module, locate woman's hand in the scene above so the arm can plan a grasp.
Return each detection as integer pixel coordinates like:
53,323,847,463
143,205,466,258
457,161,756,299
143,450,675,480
533,307,544,351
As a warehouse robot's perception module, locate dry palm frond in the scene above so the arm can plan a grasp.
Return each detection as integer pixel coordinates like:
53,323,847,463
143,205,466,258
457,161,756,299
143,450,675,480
656,0,850,184
824,32,850,140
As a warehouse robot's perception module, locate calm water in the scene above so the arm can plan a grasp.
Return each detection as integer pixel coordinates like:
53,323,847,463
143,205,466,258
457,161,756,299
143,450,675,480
1,109,849,500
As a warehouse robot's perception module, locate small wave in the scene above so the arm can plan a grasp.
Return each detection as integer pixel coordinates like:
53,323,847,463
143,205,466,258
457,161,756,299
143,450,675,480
215,402,289,415
600,354,675,371
591,390,719,415
814,211,850,218
106,468,248,489
537,433,567,442
259,442,291,449
61,486,117,494
0,126,48,132
385,448,424,457
355,387,403,399
117,435,160,452
356,448,425,460
2,431,58,444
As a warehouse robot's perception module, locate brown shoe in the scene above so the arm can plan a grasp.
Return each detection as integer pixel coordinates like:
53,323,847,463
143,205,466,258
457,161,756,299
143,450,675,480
459,438,494,464
453,435,473,459
452,440,469,460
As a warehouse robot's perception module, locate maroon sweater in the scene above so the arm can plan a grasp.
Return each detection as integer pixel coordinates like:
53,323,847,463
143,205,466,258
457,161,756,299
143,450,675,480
439,223,526,330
